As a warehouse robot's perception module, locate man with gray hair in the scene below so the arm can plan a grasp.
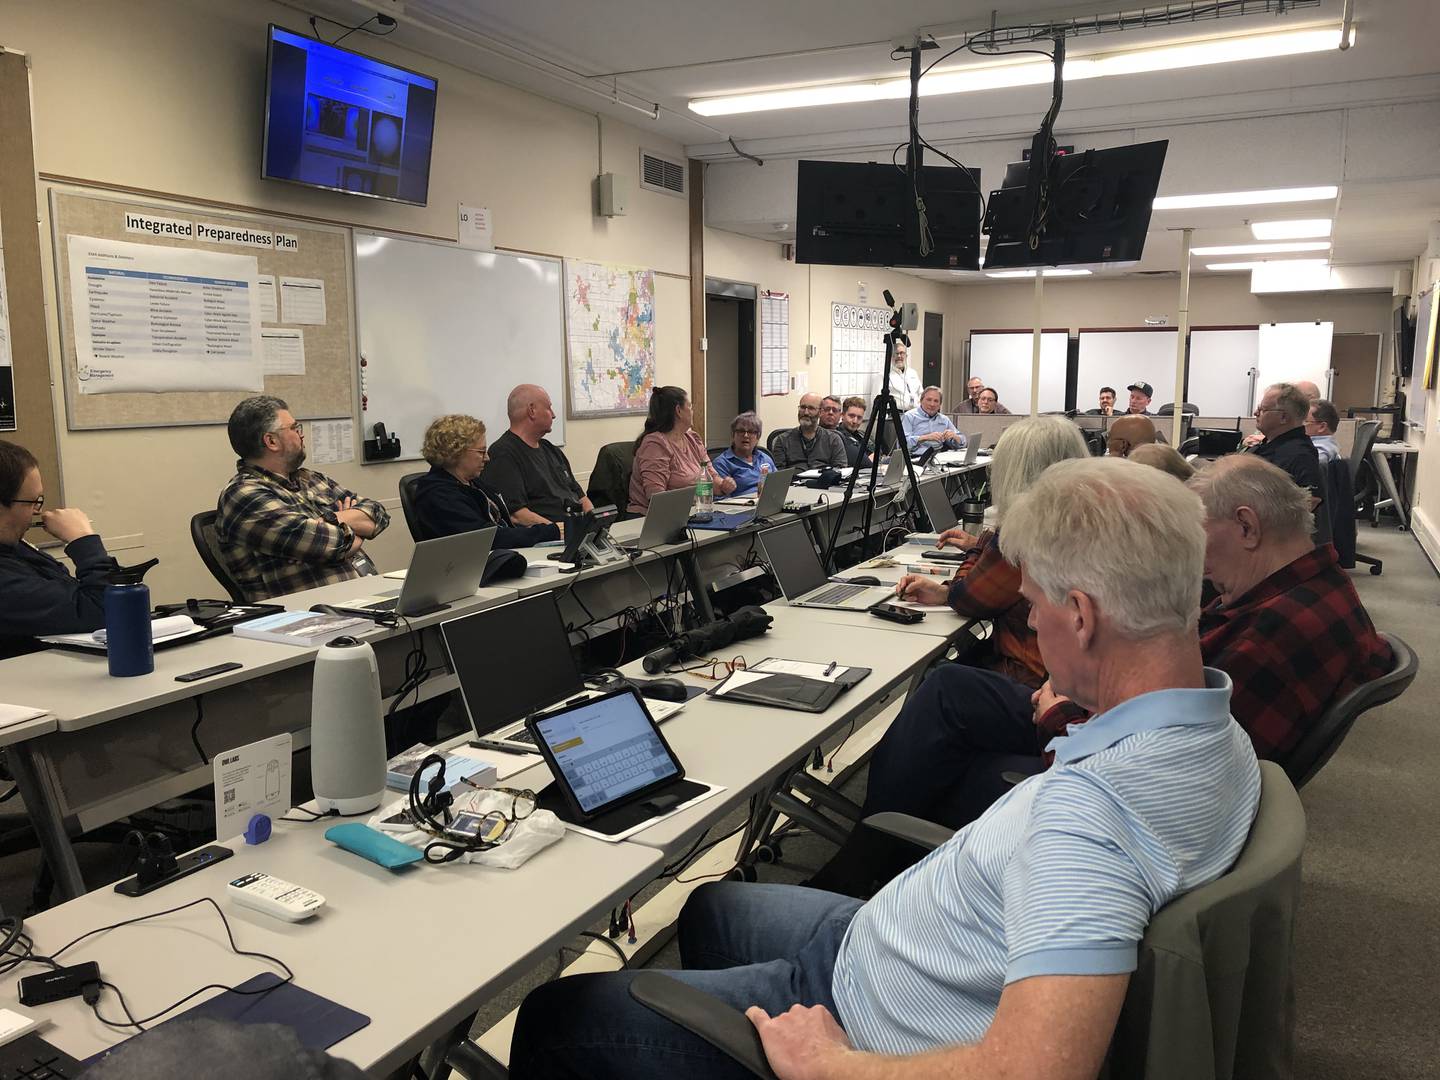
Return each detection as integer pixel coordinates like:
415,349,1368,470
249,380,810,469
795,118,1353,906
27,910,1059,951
216,395,389,601
901,386,965,453
508,457,1260,1080
484,383,591,525
1249,381,1322,505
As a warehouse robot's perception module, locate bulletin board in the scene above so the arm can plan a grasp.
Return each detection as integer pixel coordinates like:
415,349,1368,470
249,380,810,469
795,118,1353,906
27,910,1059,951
49,187,356,429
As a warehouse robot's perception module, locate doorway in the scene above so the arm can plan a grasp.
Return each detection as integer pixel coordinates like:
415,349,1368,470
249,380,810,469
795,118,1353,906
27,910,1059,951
704,279,757,447
922,311,943,390
1330,333,1382,411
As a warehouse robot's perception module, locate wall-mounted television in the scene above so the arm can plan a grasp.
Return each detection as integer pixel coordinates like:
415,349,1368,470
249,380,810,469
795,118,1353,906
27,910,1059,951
263,25,438,206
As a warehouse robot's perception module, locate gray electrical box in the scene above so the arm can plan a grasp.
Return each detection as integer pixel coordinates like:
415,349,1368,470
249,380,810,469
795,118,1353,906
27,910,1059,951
597,172,630,217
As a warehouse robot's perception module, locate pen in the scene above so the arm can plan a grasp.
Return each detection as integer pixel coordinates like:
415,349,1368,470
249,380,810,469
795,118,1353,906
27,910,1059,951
823,660,837,676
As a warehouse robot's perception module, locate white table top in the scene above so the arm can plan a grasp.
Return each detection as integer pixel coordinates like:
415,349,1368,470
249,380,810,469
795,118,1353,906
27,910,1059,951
1372,441,1419,454
0,820,661,1076
0,710,57,748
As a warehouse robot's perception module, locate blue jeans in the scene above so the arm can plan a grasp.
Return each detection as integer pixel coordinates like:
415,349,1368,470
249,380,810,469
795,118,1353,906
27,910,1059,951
509,882,862,1080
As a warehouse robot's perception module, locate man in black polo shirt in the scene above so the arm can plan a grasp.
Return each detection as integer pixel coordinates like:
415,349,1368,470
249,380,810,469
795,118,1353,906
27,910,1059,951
1249,382,1321,507
1125,380,1155,415
484,384,592,526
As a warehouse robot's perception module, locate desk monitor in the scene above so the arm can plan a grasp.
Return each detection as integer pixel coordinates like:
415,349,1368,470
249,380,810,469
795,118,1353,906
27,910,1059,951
441,594,583,738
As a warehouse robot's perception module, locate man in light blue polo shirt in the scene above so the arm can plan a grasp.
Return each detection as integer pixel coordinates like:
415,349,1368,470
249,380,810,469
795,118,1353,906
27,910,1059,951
509,458,1261,1080
901,386,965,454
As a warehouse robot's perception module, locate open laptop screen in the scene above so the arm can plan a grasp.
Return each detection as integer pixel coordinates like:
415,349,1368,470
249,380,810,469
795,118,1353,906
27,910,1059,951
918,478,959,532
440,593,583,737
531,690,680,814
758,521,827,599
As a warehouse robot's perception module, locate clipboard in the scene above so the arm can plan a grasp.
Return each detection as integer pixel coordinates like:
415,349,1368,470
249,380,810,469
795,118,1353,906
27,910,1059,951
707,658,871,713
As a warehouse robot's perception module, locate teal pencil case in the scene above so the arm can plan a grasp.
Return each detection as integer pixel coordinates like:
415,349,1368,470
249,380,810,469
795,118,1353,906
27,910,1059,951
324,823,423,869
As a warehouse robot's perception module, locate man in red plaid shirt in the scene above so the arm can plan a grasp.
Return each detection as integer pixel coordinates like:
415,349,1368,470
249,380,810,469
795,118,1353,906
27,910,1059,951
811,455,1390,897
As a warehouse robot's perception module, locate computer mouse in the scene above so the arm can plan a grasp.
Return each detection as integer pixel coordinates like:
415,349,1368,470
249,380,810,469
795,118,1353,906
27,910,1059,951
637,677,688,703
847,575,883,586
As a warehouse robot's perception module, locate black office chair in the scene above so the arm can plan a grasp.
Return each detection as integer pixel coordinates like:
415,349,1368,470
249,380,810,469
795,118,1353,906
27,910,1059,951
189,510,247,603
1348,420,1385,574
398,471,431,542
1156,402,1200,416
587,441,636,513
765,428,792,456
628,762,1307,1080
1281,632,1416,789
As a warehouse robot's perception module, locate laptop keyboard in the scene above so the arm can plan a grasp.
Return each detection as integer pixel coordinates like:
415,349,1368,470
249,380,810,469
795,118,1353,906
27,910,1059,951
0,1033,83,1078
365,597,400,612
505,728,537,746
805,582,873,606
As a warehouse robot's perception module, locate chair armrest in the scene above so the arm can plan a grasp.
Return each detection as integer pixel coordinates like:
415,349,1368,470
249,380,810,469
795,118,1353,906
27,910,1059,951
444,1039,510,1080
628,971,779,1080
862,812,953,852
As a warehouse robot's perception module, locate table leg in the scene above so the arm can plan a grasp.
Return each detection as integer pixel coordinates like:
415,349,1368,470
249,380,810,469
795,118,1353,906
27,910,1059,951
1370,449,1410,529
7,743,86,901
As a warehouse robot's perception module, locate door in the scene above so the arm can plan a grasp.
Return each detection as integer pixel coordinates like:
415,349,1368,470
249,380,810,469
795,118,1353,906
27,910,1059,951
705,296,740,446
922,311,943,390
1330,333,1382,412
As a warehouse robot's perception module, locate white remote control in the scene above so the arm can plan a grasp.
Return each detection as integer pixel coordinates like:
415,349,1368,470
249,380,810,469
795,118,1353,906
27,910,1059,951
226,872,326,922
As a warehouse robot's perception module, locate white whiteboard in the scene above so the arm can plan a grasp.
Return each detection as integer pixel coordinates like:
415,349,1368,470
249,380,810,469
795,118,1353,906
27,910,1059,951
969,332,1069,413
1077,330,1179,411
1188,328,1258,416
1256,322,1333,410
353,233,566,462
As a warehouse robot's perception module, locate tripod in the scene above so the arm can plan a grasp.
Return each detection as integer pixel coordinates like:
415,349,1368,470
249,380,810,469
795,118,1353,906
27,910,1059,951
821,290,926,571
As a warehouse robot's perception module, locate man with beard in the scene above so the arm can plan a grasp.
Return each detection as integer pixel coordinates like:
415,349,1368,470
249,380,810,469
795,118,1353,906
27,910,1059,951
217,395,389,601
773,392,849,470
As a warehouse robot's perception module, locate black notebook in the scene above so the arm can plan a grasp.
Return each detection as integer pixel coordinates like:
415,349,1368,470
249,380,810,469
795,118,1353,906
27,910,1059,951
708,660,871,713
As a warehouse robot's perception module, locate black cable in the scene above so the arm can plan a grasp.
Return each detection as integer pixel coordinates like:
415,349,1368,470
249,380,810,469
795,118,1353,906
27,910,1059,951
308,13,397,47
278,805,339,823
189,696,209,765
577,930,630,969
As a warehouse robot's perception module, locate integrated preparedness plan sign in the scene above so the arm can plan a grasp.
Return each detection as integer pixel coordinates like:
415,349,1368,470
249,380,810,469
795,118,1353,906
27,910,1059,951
67,234,265,394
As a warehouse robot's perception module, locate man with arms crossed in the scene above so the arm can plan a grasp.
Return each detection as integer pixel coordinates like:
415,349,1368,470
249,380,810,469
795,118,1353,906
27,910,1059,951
508,458,1260,1080
217,396,389,601
484,383,592,526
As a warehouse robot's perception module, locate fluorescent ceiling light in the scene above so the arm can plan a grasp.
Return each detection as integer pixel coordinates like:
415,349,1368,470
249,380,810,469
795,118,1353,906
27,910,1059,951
689,26,1351,117
1206,261,1269,271
1250,218,1332,240
1153,185,1338,210
1251,260,1333,292
985,268,1092,279
1190,241,1332,256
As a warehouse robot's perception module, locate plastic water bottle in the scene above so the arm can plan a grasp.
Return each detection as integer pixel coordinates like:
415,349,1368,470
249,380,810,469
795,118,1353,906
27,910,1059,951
696,475,714,514
758,462,771,495
104,558,160,678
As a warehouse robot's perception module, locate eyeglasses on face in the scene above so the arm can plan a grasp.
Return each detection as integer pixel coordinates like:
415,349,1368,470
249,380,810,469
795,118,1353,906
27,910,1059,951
273,421,304,435
10,494,44,511
466,446,491,459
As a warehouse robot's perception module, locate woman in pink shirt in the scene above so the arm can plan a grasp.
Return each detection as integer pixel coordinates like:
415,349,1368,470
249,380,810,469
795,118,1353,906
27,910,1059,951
628,386,736,513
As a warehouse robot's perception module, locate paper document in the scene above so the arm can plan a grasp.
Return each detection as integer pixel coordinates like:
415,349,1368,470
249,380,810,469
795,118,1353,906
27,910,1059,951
256,273,278,322
214,732,293,842
307,418,354,465
261,328,305,375
279,276,327,324
0,704,47,730
751,658,853,683
43,614,203,650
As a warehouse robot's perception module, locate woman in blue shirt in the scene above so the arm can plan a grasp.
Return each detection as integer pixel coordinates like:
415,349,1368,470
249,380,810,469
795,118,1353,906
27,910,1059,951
710,412,776,497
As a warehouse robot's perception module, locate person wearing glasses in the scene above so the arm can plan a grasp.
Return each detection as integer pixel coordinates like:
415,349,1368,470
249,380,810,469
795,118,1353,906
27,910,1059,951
412,414,559,547
711,412,777,497
1248,382,1322,507
216,395,389,602
0,440,119,659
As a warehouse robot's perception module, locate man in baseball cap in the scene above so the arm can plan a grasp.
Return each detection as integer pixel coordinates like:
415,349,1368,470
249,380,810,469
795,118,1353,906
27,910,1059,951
1126,381,1154,415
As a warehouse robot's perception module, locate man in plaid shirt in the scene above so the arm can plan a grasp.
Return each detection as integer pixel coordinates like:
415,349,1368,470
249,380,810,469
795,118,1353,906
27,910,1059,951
812,455,1390,897
216,396,389,601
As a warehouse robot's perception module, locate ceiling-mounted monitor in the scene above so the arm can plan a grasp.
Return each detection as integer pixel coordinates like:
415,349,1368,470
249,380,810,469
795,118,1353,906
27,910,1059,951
982,140,1168,269
263,24,438,206
795,160,982,270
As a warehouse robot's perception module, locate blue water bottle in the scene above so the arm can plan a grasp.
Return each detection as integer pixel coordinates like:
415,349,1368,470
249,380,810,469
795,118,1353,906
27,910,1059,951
104,558,159,678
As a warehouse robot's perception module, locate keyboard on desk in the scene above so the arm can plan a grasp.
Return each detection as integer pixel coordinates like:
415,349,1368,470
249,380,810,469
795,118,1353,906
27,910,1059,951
805,582,872,606
0,1033,83,1079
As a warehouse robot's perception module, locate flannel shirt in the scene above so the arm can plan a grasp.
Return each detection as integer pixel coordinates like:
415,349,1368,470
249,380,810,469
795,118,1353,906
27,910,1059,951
947,530,1045,689
1038,544,1392,763
216,461,390,601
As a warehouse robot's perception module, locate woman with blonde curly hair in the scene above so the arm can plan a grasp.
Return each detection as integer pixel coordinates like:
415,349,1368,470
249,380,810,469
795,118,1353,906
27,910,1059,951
411,414,560,548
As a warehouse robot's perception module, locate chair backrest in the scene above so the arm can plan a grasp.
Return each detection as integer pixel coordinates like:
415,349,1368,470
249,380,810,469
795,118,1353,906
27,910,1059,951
1347,419,1381,486
1106,762,1307,1080
398,472,430,542
1322,454,1357,568
765,427,791,455
1281,632,1416,789
189,510,247,604
586,440,636,512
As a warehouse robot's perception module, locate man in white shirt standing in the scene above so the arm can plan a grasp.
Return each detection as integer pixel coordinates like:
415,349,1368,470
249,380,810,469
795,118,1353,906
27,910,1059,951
876,340,923,413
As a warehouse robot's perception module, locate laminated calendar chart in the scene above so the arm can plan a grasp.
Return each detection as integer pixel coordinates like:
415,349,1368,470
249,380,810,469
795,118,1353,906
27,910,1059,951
830,301,889,400
66,234,264,394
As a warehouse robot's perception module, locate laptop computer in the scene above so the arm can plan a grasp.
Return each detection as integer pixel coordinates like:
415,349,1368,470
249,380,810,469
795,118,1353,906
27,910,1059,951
757,520,895,611
528,686,707,833
917,478,960,533
441,592,682,754
332,528,496,617
634,486,696,551
688,467,798,531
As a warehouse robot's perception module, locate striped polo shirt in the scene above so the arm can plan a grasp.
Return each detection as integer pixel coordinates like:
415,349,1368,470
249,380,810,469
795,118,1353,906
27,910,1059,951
831,667,1261,1055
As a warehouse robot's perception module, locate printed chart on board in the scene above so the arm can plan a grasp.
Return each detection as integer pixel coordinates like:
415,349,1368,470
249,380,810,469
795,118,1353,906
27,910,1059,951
830,302,889,400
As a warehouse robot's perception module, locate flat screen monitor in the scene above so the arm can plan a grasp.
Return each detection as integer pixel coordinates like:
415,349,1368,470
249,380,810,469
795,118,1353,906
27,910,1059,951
795,160,982,270
263,24,438,206
982,140,1168,269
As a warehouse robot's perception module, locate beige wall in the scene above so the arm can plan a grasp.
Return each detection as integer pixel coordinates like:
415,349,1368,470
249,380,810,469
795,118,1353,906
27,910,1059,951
944,274,1396,405
703,228,955,442
5,0,692,602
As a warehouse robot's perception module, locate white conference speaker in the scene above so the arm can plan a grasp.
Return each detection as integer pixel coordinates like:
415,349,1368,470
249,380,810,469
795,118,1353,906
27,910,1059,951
310,636,387,815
